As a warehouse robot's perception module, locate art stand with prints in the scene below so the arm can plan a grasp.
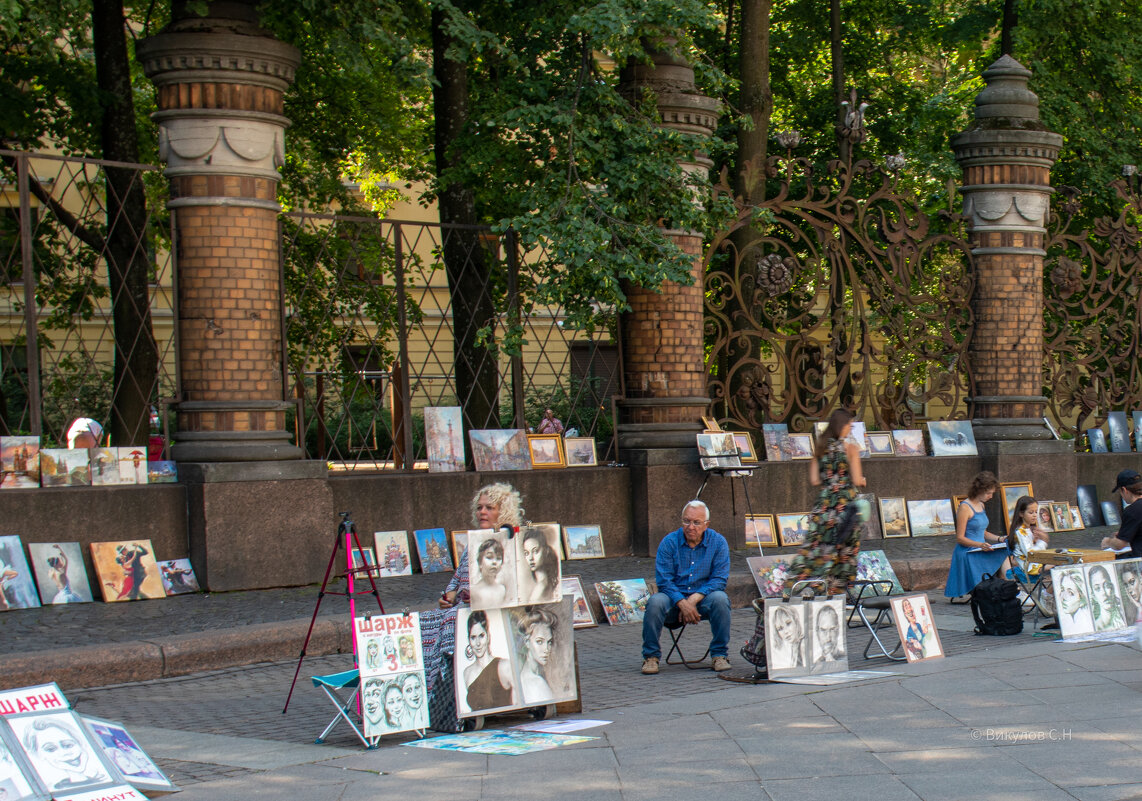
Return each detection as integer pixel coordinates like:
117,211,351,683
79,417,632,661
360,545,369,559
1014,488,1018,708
413,528,454,574
27,543,93,605
4,710,116,796
424,406,466,473
355,613,428,742
695,432,741,470
0,536,41,611
764,596,847,680
562,525,605,559
594,579,650,625
889,595,943,662
89,540,165,603
158,558,200,595
81,716,177,794
560,576,597,628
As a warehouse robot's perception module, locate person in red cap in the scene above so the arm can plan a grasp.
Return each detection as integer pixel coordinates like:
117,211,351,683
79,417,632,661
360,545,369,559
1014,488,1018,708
1101,470,1142,558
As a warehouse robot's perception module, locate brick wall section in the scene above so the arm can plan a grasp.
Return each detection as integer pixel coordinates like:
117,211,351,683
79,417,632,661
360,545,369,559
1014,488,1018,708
157,83,284,114
620,232,707,424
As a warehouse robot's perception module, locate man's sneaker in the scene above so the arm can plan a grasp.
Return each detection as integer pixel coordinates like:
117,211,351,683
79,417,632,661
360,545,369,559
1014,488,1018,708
712,656,731,672
641,656,660,675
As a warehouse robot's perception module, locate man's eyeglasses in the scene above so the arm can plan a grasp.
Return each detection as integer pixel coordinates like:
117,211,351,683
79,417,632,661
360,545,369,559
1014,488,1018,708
681,519,707,529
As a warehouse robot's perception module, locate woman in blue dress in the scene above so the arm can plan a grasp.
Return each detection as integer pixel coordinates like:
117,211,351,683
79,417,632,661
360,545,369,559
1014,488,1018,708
944,471,1011,598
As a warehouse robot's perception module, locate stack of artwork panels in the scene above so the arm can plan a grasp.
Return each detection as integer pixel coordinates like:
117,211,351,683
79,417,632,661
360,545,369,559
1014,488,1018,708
469,524,562,609
747,554,793,598
0,536,41,610
926,420,978,456
906,499,956,537
696,432,741,470
563,525,605,559
413,528,454,574
891,595,944,662
764,597,847,679
0,437,39,488
27,543,93,605
424,406,466,473
157,558,200,595
560,576,596,628
1053,558,1142,639
90,540,165,603
455,597,576,717
469,429,531,472
374,531,413,577
39,449,91,487
593,578,650,625
355,613,428,737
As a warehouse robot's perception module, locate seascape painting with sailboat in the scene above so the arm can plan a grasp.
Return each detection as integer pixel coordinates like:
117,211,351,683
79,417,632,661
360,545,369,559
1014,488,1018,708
906,499,956,537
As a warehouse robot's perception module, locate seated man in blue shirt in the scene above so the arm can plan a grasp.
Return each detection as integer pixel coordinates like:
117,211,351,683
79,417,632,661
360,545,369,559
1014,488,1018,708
641,500,732,674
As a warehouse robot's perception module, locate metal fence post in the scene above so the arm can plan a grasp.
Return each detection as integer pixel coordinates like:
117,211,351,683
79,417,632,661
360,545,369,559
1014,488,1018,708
506,228,524,429
393,222,414,469
17,153,42,435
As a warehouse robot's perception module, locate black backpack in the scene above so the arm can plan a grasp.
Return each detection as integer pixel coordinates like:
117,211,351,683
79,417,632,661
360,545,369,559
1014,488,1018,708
969,572,1023,636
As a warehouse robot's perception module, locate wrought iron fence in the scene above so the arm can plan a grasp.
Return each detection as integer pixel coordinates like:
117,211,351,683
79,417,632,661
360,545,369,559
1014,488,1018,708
0,150,176,446
704,153,976,433
281,212,620,468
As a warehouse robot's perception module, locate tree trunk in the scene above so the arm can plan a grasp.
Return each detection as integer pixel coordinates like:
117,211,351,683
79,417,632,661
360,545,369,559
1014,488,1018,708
1001,0,1017,56
92,0,158,446
431,6,499,435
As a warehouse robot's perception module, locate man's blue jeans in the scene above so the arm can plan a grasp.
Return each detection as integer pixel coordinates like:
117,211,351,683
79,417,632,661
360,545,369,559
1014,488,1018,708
641,590,731,659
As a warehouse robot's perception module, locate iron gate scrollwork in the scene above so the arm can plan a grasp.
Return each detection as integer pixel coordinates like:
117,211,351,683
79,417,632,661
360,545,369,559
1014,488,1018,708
704,152,976,433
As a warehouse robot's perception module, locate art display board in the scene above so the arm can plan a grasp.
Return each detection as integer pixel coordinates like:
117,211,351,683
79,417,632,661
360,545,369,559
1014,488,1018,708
775,513,810,546
468,429,531,472
80,716,177,794
763,596,847,679
560,576,596,628
1107,411,1131,453
0,536,42,610
374,531,413,577
89,541,164,603
856,550,903,594
3,710,117,796
744,514,778,549
413,528,454,574
1075,484,1103,528
999,481,1033,532
878,497,910,538
890,595,944,662
563,437,597,467
865,432,895,456
146,461,178,484
355,613,427,737
906,499,955,537
468,524,561,610
27,543,93,605
0,684,69,717
115,448,148,484
527,434,566,468
593,579,650,625
157,558,200,595
926,420,978,456
696,432,741,470
39,449,91,487
88,449,120,486
1087,428,1108,453
1053,558,1142,639
891,429,925,456
0,437,40,489
424,406,466,473
0,721,49,801
762,423,790,462
747,554,794,598
563,525,605,559
455,597,577,717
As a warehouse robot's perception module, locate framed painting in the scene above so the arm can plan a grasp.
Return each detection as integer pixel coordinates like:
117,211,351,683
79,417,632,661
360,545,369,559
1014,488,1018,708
701,416,721,432
563,437,598,467
90,540,164,603
348,545,378,577
786,433,814,460
157,558,200,595
1036,503,1056,533
27,542,93,605
450,530,471,565
865,432,895,456
1102,500,1123,527
732,432,759,464
762,423,790,462
563,525,605,559
952,494,967,511
927,420,978,457
81,715,178,794
1075,484,1103,528
527,434,566,469
594,579,651,625
891,429,926,456
891,595,944,662
424,406,466,473
1087,428,1108,453
1000,481,1033,532
374,531,413,577
907,499,955,537
747,555,794,598
1134,411,1142,452
414,528,454,574
5,709,117,795
1069,505,1084,530
1107,411,1131,453
878,497,910,538
468,429,531,472
0,436,40,488
776,513,811,547
561,576,596,628
1050,501,1073,532
744,514,778,549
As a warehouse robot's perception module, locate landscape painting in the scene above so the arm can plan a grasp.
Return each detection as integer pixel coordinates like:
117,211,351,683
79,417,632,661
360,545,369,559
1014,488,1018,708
594,579,650,625
563,525,605,559
927,421,978,456
0,436,40,488
469,429,531,472
907,499,956,537
776,513,811,546
39,449,90,486
425,406,465,473
744,514,778,549
891,430,926,456
879,497,910,538
563,437,597,467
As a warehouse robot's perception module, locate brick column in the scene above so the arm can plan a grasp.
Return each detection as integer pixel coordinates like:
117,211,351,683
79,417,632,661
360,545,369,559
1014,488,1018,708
951,56,1062,441
616,44,720,449
137,1,302,462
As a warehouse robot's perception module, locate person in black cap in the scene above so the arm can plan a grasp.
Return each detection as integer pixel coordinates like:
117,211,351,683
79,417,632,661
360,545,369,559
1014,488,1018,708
1100,470,1142,558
